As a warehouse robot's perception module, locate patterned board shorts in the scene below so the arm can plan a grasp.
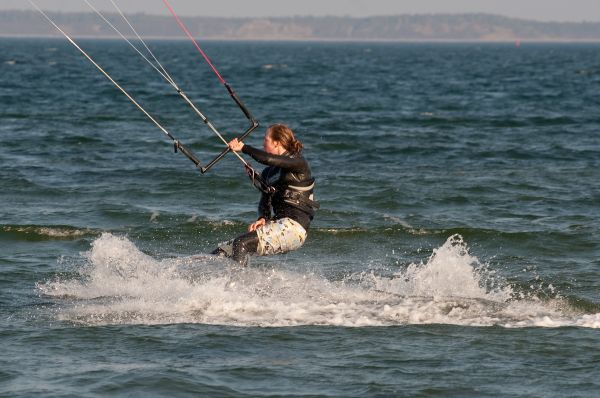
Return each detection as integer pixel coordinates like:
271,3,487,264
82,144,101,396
256,217,307,256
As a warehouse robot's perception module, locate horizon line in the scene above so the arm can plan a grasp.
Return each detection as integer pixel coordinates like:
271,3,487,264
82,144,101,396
3,9,600,24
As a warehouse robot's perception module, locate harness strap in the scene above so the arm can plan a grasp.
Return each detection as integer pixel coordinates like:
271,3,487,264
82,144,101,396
282,187,320,218
287,182,315,192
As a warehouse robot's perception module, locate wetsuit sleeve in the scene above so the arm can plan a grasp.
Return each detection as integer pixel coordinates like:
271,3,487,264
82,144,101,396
242,145,306,172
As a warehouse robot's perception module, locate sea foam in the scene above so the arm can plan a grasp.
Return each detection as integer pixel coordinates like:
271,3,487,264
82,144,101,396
38,233,598,328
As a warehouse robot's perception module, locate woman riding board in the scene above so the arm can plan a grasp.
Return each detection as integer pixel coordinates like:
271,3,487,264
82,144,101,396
212,124,318,265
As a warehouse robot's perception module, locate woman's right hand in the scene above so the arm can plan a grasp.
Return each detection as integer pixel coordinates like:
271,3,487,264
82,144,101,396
248,218,266,232
228,138,244,152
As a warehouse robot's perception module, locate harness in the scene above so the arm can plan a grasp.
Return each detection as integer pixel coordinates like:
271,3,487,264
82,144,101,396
250,151,319,217
282,178,320,217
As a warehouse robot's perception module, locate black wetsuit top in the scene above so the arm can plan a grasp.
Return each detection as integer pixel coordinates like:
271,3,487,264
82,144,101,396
242,145,314,230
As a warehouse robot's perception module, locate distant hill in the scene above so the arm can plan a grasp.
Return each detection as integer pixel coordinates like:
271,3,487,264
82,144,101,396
2,10,600,41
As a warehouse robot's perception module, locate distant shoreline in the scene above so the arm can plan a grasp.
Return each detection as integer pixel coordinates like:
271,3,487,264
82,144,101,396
3,10,600,42
2,34,600,44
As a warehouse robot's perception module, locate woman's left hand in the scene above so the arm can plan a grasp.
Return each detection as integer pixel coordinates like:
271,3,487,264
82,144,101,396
248,218,266,232
228,138,244,152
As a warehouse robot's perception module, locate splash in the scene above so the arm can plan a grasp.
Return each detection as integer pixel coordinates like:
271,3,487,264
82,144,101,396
378,234,506,299
38,233,599,328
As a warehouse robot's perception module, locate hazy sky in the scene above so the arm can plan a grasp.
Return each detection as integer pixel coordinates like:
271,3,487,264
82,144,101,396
6,0,600,22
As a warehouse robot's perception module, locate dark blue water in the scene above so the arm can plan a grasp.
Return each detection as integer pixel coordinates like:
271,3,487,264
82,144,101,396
1,37,600,397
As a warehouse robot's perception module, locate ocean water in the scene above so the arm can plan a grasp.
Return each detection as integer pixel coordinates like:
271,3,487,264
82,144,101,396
1,36,600,397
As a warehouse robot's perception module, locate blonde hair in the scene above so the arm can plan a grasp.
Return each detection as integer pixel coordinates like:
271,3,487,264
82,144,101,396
267,124,303,155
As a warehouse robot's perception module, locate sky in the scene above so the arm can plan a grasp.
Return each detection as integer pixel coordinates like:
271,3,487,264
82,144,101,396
5,0,600,22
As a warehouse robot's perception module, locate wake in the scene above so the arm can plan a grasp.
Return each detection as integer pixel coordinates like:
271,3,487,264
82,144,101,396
38,233,600,328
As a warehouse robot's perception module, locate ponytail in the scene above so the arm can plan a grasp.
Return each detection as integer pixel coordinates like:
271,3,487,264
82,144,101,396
267,124,303,155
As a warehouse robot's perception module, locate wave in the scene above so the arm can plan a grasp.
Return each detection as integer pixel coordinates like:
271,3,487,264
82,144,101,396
1,224,97,241
36,233,600,329
3,217,590,248
311,224,594,243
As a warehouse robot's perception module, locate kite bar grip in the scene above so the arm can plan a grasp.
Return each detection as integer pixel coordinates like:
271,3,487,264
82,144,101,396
174,140,204,172
225,83,254,121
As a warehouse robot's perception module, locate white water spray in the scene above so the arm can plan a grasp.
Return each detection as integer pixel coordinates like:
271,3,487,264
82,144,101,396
38,233,599,328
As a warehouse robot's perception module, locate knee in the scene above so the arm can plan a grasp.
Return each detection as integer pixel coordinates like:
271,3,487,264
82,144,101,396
232,232,258,265
232,237,248,255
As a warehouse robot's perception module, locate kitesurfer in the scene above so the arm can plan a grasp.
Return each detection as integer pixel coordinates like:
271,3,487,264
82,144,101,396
212,124,318,265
